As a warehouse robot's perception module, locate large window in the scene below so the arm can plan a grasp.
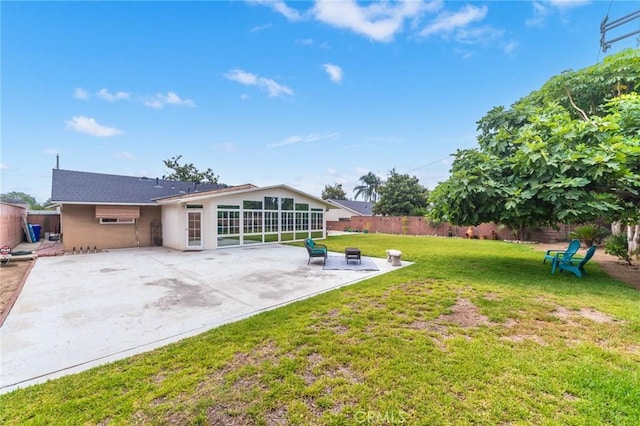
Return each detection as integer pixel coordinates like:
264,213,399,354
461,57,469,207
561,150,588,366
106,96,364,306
264,211,278,233
243,211,263,234
218,207,240,247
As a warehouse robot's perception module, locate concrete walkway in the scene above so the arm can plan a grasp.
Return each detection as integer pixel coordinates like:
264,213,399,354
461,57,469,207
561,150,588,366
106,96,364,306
0,244,407,394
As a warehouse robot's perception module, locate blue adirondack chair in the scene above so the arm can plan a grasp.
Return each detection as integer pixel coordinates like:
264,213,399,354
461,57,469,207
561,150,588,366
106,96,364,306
544,239,581,273
555,245,597,278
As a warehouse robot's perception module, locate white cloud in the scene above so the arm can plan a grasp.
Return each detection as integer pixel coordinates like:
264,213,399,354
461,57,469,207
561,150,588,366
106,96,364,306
312,0,431,42
0,163,7,170
295,38,314,46
323,63,343,83
454,26,504,46
213,142,237,153
97,88,131,102
247,0,303,21
143,92,195,109
224,69,293,98
548,0,590,9
419,4,488,37
240,93,251,100
65,116,123,137
250,23,273,33
268,132,339,148
74,87,89,100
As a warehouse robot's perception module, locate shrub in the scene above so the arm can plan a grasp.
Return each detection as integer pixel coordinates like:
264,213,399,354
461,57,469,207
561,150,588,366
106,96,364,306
569,224,610,247
605,233,633,265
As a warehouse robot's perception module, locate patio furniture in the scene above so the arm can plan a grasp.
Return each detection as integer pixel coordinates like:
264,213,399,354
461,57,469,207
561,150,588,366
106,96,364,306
304,238,327,265
555,245,597,278
386,249,402,266
0,245,11,266
345,247,361,264
544,239,581,273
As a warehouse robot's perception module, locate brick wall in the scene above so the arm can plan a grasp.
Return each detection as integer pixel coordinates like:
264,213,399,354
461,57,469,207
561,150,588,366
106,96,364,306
331,215,572,242
0,202,28,248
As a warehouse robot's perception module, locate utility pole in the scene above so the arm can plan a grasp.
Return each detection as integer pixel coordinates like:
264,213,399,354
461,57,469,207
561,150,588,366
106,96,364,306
600,9,640,52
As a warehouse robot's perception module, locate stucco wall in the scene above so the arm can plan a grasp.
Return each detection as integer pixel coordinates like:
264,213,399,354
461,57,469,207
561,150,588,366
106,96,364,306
0,202,27,248
60,204,161,251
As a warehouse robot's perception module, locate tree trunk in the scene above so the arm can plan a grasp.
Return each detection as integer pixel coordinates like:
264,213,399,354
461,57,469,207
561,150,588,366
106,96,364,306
629,223,639,253
611,221,623,235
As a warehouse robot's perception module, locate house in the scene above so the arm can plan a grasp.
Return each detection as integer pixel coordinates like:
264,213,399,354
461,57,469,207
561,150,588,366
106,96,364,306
325,199,374,221
50,169,332,251
324,199,375,231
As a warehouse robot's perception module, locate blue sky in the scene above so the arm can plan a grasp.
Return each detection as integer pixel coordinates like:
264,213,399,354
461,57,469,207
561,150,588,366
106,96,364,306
2,0,639,204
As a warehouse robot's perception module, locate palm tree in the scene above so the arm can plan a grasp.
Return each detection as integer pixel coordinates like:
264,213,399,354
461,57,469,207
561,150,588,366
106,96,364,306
353,172,381,202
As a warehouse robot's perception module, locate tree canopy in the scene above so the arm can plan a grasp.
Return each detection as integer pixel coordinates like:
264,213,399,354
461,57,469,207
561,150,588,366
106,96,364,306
429,49,640,240
353,172,382,202
1,191,47,210
321,184,347,200
163,155,219,184
373,169,429,216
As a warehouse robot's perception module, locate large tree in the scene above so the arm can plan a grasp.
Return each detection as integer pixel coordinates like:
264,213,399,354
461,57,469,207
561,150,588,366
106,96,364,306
0,191,47,210
321,184,347,200
429,49,640,245
353,172,382,202
374,169,429,216
163,155,219,184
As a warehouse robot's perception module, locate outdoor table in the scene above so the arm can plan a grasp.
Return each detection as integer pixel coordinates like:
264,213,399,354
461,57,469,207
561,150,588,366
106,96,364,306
345,247,361,264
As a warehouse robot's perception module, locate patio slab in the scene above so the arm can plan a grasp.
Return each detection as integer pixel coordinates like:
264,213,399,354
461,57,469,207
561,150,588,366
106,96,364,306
0,244,408,394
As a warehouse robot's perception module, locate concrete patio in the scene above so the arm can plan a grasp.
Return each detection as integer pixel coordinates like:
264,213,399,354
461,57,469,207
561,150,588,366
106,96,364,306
0,244,407,394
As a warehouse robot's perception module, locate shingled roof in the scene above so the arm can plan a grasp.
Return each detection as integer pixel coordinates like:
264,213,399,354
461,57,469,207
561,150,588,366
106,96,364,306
327,199,374,216
51,169,227,204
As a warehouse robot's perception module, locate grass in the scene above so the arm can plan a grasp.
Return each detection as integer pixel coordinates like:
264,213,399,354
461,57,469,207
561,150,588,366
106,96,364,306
1,234,639,425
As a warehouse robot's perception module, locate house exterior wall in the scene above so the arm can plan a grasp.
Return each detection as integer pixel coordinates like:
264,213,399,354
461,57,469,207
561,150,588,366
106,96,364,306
160,187,327,251
60,204,161,251
0,202,27,248
161,204,184,251
325,207,355,222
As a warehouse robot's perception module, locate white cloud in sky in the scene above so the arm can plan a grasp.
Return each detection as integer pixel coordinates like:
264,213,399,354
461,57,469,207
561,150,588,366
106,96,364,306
74,87,89,100
0,163,7,170
144,92,195,109
419,4,488,37
250,23,272,33
247,0,303,21
224,69,293,97
268,132,339,148
213,142,237,153
312,0,432,42
65,116,123,137
97,88,131,102
548,0,590,9
323,63,343,83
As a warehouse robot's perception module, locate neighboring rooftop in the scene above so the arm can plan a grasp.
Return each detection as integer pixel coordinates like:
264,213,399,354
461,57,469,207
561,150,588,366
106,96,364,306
327,199,375,216
51,169,227,204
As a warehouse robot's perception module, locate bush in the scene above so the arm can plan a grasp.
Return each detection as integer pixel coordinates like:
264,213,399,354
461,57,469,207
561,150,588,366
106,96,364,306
605,233,633,265
569,224,610,247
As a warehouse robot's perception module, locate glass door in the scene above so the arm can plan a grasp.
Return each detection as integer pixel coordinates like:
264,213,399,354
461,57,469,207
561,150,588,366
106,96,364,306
186,210,203,250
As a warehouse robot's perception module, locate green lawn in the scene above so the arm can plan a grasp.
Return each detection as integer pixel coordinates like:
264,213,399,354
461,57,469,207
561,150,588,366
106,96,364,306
2,235,639,425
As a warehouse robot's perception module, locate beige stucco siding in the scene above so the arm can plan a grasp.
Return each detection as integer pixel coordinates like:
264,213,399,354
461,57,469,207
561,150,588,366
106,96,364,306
60,204,161,251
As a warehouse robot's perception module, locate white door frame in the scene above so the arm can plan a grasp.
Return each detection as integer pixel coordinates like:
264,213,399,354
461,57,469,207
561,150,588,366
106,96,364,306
185,209,203,250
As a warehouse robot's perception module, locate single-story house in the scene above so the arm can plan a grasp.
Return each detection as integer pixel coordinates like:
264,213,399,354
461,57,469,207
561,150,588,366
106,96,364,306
50,169,333,251
325,199,374,222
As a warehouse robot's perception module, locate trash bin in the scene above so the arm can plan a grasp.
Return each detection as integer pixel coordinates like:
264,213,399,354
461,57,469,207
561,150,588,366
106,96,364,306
31,224,42,241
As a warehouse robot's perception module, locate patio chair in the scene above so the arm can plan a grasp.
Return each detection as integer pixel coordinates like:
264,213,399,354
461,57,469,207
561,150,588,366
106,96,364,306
555,245,597,278
304,238,327,265
544,239,581,273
